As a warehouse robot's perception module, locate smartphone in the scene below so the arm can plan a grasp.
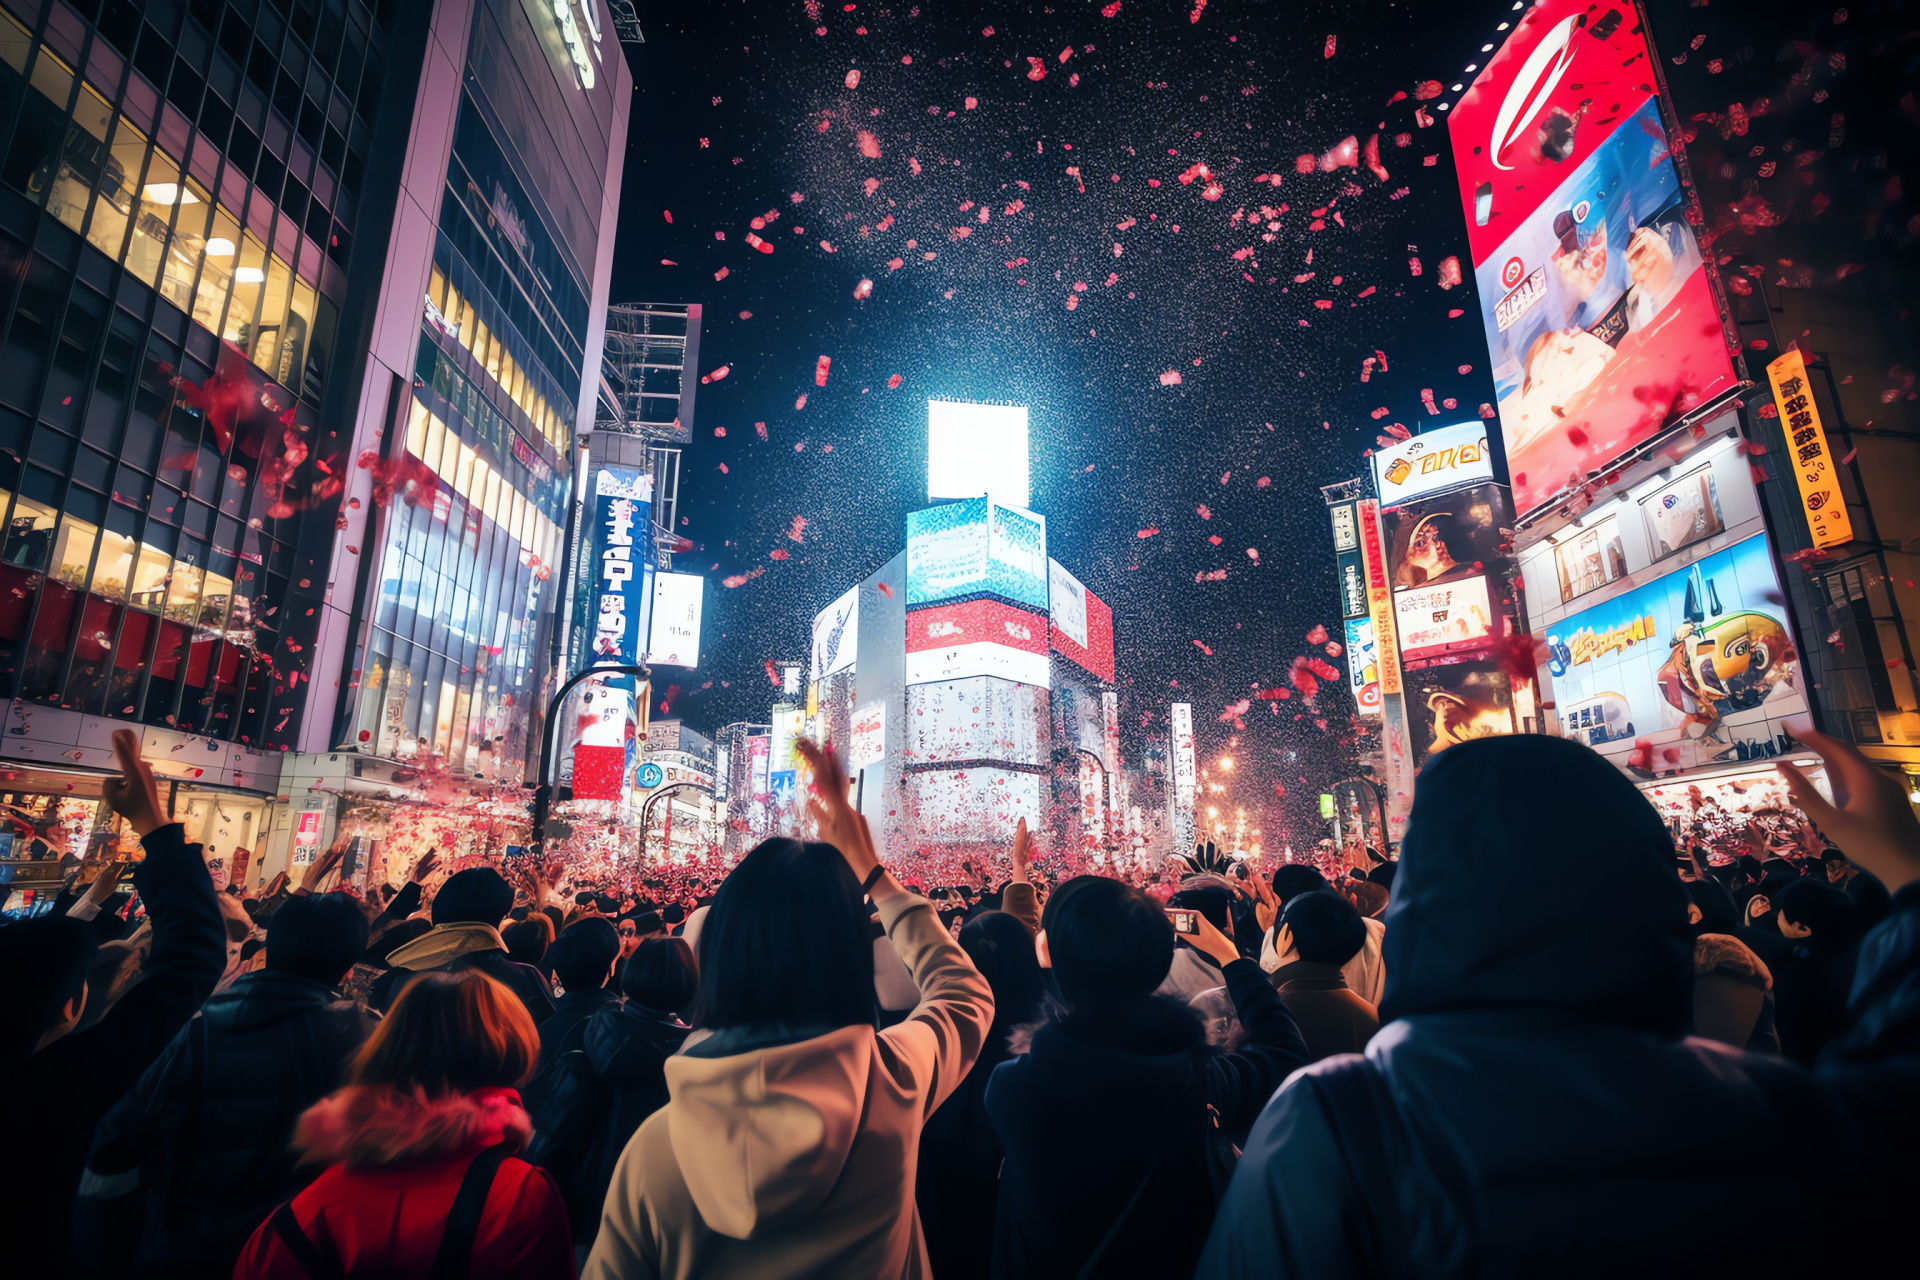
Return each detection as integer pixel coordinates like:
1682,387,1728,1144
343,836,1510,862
1169,909,1200,935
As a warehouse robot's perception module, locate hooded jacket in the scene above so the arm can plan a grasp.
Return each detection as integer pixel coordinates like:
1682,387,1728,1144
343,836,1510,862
369,921,556,1025
83,970,376,1275
582,886,992,1279
232,1085,572,1279
1197,735,1876,1279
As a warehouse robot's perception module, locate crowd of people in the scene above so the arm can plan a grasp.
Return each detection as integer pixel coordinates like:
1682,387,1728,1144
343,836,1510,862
1,724,1915,1277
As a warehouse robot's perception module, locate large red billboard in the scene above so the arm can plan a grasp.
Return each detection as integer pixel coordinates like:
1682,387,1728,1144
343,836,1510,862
1448,0,1657,267
1050,589,1115,685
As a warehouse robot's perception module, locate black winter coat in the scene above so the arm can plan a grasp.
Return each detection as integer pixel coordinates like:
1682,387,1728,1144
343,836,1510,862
539,986,621,1061
1197,736,1888,1280
0,824,225,1278
916,1022,1020,1280
84,970,376,1277
985,958,1308,1280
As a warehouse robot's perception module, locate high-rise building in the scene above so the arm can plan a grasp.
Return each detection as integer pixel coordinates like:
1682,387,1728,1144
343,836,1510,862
0,0,637,886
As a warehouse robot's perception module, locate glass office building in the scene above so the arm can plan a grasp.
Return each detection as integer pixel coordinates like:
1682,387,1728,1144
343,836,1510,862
0,0,634,879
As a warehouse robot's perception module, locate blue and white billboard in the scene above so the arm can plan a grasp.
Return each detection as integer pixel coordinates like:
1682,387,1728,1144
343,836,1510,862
906,498,990,605
588,466,653,667
988,504,1048,612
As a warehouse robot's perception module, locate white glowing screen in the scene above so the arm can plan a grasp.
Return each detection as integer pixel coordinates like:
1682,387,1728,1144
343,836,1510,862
928,400,1029,509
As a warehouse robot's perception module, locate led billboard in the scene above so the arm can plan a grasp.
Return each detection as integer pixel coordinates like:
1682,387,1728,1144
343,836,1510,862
1051,580,1116,684
988,504,1048,610
1372,422,1496,508
587,467,653,666
905,599,1050,688
811,585,860,681
1545,534,1807,774
645,572,703,668
905,498,1047,610
1470,97,1737,515
1449,0,1657,265
1344,616,1382,717
1048,559,1089,649
928,400,1030,508
904,675,1050,767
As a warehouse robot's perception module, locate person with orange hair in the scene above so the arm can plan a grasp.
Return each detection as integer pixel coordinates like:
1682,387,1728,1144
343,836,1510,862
232,969,572,1278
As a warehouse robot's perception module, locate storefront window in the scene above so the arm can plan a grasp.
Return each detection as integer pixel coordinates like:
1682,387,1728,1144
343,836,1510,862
163,559,204,626
92,527,135,602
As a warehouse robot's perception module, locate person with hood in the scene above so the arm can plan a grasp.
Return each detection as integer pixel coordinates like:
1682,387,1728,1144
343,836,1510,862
1267,890,1378,1062
369,866,555,1025
232,968,570,1278
986,875,1309,1280
1196,733,1886,1279
80,892,377,1276
0,731,226,1278
583,739,993,1279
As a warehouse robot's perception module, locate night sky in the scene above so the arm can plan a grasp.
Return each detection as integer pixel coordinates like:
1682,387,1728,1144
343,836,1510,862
605,1,1531,838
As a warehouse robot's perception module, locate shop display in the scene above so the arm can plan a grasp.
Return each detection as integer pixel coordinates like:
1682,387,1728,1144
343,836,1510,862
1640,466,1726,560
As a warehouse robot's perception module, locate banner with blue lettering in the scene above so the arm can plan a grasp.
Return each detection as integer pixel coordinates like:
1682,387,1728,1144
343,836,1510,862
587,466,654,669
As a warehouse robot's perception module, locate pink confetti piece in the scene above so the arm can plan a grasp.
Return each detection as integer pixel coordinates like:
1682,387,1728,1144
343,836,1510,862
815,355,832,386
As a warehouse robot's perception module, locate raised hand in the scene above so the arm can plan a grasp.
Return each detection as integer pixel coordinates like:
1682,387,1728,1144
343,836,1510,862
300,838,350,894
1779,724,1920,894
409,849,439,885
1250,868,1279,934
1010,817,1032,885
797,738,890,893
101,729,167,837
1186,908,1241,968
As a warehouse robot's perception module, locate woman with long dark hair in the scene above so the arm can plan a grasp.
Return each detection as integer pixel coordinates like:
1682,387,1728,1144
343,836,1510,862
584,740,993,1278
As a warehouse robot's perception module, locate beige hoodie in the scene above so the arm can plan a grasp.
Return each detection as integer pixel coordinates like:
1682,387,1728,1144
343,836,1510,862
583,887,993,1280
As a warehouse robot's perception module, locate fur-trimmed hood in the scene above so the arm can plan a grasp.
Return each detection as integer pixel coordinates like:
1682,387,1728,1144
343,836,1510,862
293,1085,531,1169
1694,933,1773,989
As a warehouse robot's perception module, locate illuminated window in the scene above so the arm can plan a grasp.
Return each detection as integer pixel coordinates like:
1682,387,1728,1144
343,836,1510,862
453,442,475,499
422,411,445,471
159,176,213,310
222,233,267,345
130,543,171,611
163,561,204,625
406,399,430,456
284,278,317,394
252,254,294,381
192,206,240,333
198,569,232,634
2,494,58,570
51,515,98,589
93,528,135,603
86,105,148,263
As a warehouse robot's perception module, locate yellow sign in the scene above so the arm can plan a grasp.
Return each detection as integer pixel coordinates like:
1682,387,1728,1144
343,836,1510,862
1356,500,1404,697
1765,349,1853,550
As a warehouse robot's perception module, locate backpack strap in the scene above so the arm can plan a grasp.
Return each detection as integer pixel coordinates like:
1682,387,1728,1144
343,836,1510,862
1074,1156,1160,1280
269,1201,344,1280
1311,1063,1410,1279
429,1143,514,1280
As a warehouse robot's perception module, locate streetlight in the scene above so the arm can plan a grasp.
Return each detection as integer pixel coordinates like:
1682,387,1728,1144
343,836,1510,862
640,780,716,862
1053,745,1115,854
530,662,651,855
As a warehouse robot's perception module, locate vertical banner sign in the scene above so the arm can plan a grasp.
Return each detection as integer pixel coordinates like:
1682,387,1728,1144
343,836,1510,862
1170,703,1197,855
1356,501,1404,696
1765,349,1853,550
589,467,654,667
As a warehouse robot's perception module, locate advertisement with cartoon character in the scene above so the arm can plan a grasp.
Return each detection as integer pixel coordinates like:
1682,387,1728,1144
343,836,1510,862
1545,534,1806,774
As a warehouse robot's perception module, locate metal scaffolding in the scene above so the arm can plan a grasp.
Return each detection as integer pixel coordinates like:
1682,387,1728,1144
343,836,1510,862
597,302,701,445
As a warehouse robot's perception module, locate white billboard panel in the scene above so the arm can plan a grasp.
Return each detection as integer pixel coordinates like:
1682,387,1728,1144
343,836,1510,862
645,572,704,667
928,399,1030,508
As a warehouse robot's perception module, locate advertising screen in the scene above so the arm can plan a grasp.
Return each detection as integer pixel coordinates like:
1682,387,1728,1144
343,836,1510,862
1337,551,1369,620
587,467,653,667
1170,702,1197,853
1554,515,1628,603
1764,348,1855,550
811,584,860,681
906,498,990,605
1051,586,1116,684
645,572,703,668
904,675,1049,767
904,767,1044,845
1048,559,1089,649
1403,661,1519,764
905,597,1050,688
988,504,1048,611
1473,97,1737,515
1383,484,1510,586
1372,422,1496,507
1344,616,1382,716
1640,465,1726,560
1545,534,1807,773
849,702,887,773
928,400,1030,508
1449,0,1657,266
1395,576,1496,659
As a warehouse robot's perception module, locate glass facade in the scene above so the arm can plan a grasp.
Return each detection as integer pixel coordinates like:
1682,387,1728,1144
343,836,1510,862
0,0,391,748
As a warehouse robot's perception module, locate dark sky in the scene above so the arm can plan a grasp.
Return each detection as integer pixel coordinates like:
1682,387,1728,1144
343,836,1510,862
608,0,1509,839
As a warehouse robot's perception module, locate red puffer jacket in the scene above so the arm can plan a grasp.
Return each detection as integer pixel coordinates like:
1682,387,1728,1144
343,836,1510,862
232,1084,573,1279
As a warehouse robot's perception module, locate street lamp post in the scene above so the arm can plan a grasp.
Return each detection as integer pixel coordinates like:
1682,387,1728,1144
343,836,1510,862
640,780,716,862
530,662,651,856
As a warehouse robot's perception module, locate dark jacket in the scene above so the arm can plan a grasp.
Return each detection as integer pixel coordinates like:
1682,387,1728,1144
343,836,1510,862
367,928,555,1025
0,824,225,1278
1196,736,1878,1280
917,1022,1022,1280
1270,959,1378,1061
539,985,621,1061
986,958,1308,1280
84,970,377,1276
